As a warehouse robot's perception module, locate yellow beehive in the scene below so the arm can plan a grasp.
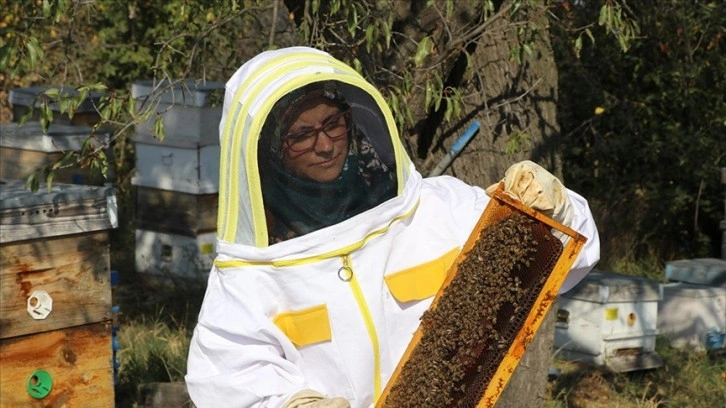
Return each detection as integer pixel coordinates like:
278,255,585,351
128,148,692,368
377,186,587,408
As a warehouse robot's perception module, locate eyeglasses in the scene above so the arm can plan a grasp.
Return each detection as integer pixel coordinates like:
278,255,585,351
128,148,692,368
282,110,351,153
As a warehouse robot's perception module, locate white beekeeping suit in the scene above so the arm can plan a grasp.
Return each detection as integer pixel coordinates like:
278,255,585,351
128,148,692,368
185,46,600,408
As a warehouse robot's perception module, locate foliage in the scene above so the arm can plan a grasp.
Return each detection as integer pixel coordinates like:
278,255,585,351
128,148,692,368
551,0,726,261
1,0,281,190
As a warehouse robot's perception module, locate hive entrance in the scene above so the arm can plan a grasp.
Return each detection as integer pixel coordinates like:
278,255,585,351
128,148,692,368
377,188,587,408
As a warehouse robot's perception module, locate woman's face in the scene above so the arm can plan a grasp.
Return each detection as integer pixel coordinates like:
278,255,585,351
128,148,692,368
281,102,350,182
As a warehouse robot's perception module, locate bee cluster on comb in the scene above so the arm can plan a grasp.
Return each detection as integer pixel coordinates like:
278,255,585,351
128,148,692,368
381,211,563,408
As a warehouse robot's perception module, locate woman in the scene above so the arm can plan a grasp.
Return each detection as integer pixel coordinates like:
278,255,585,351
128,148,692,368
185,46,600,408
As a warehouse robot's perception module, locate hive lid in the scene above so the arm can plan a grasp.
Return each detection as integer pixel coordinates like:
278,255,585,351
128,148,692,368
0,179,112,210
0,122,108,152
562,270,662,303
9,86,103,112
0,180,118,243
665,258,726,287
131,79,225,107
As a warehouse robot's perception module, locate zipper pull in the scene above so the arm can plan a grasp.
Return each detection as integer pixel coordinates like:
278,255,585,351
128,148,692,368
338,255,353,282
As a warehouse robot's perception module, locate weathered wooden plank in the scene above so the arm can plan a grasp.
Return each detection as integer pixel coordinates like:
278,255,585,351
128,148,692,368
0,231,112,339
0,321,114,407
0,181,117,243
136,187,217,236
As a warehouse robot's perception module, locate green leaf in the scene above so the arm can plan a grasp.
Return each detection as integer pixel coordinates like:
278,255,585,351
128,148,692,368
154,114,165,141
25,37,44,68
425,83,433,110
46,170,55,192
598,4,608,26
44,88,61,98
414,36,432,67
0,38,17,72
347,7,358,37
42,0,51,17
25,172,39,192
365,25,375,53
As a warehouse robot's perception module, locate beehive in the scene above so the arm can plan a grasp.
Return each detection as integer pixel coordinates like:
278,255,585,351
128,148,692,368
376,187,587,408
658,282,726,350
554,271,663,373
130,80,223,278
0,179,117,407
9,86,103,127
0,122,111,186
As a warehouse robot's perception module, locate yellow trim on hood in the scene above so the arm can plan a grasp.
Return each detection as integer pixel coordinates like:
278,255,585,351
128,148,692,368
219,51,346,240
219,49,410,246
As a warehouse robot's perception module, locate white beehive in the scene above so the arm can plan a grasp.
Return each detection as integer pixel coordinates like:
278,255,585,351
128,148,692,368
131,134,219,194
658,282,726,350
9,86,103,127
135,228,216,280
554,270,663,372
664,257,726,287
0,122,112,185
131,79,224,145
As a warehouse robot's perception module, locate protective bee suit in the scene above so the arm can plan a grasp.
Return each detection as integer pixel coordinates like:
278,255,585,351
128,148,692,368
185,46,600,408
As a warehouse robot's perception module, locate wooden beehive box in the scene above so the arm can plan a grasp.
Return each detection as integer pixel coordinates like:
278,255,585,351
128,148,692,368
0,122,112,186
9,86,103,127
0,179,118,407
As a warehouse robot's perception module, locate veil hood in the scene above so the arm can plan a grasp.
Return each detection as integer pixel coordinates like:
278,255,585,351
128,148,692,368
216,47,415,248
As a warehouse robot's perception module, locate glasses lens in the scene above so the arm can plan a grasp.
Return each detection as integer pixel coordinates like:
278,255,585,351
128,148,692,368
285,111,350,153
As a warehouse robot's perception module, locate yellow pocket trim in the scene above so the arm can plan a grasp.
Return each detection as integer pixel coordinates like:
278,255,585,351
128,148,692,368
384,247,460,303
273,305,332,347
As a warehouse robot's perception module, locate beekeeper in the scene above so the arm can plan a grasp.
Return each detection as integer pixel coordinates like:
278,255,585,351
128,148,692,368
185,46,600,408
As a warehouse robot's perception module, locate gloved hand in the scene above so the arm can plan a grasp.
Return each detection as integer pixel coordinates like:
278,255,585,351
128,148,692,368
485,160,574,231
283,389,351,408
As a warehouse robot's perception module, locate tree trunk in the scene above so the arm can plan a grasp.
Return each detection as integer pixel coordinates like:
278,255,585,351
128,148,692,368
414,1,563,186
402,2,562,407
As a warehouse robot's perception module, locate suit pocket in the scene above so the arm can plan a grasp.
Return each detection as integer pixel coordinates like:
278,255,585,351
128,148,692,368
384,247,460,303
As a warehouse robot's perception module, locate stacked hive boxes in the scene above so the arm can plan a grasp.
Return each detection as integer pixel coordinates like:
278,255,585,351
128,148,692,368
131,80,225,279
554,270,664,372
0,122,110,186
3,87,110,186
8,86,104,127
0,180,118,407
658,258,726,351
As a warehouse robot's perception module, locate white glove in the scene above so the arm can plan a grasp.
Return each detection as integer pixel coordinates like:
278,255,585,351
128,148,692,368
485,160,574,233
283,389,350,408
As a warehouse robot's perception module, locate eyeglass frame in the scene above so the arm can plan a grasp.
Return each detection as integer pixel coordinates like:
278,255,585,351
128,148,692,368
282,109,352,155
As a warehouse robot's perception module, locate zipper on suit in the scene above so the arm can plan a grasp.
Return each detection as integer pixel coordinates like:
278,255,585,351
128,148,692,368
339,254,382,402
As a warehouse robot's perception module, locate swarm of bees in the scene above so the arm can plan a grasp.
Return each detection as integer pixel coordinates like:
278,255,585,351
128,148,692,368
383,212,563,408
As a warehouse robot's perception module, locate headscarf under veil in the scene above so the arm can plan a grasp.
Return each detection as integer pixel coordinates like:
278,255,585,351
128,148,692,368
258,81,397,244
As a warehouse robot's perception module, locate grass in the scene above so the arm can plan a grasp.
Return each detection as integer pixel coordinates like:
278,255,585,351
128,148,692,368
112,272,205,407
545,339,726,408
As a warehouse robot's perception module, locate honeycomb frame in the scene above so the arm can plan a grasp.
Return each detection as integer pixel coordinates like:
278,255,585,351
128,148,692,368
376,185,588,407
